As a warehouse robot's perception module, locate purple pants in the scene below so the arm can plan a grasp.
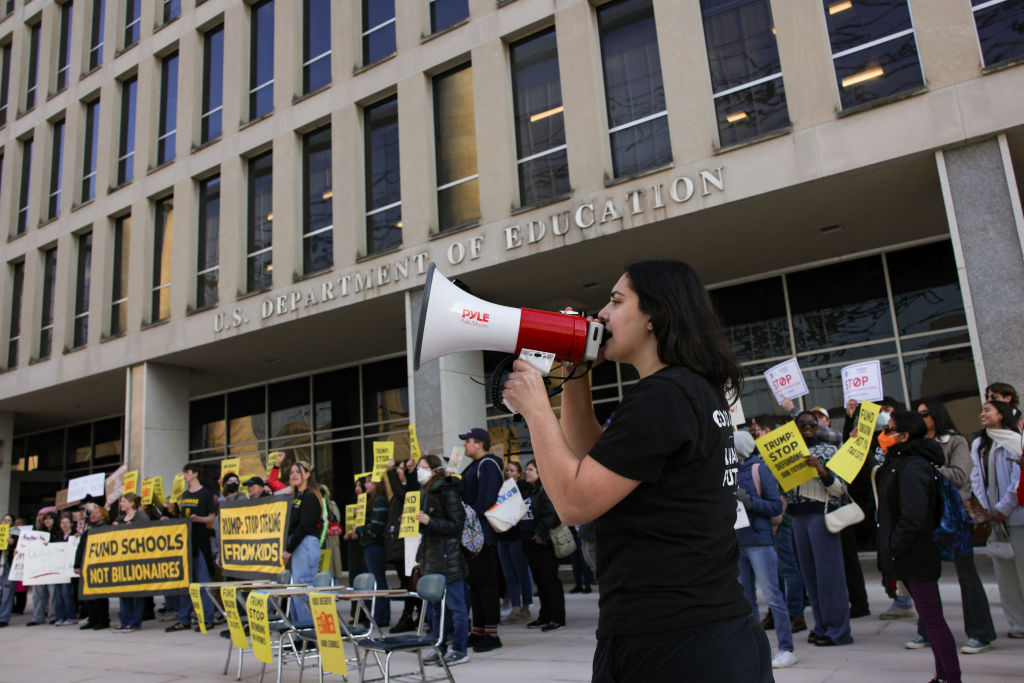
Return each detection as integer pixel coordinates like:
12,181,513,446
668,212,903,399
906,579,961,683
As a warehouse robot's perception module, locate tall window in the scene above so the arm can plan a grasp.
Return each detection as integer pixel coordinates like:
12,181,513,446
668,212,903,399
26,23,40,110
247,151,273,292
510,29,570,207
971,0,1024,68
701,0,788,148
0,43,10,126
430,0,468,34
362,0,395,65
250,0,274,119
89,0,105,70
16,137,31,235
822,0,924,110
56,2,74,91
110,215,130,335
303,126,332,274
364,96,401,254
82,99,100,201
158,52,179,165
434,64,479,230
152,197,174,323
48,119,65,220
197,175,220,309
598,0,671,178
7,261,23,367
303,0,331,93
201,25,224,142
73,232,92,348
162,0,180,24
39,247,57,359
124,0,141,47
117,76,136,184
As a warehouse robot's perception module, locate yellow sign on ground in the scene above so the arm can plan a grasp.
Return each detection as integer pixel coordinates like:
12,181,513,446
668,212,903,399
218,497,291,579
372,442,394,482
189,583,207,634
246,591,273,664
398,491,421,539
221,586,249,650
310,591,348,675
355,493,368,527
408,425,421,460
827,401,882,483
221,457,241,478
122,470,139,495
80,520,191,598
170,474,186,503
754,421,816,492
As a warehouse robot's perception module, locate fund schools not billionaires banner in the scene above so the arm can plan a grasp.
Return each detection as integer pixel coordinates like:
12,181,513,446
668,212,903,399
80,520,192,598
218,497,292,579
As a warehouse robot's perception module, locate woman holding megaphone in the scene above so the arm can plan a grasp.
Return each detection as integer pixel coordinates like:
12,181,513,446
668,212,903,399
502,260,771,683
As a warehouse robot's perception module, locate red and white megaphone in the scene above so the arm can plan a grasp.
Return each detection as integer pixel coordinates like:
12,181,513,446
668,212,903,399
414,263,604,375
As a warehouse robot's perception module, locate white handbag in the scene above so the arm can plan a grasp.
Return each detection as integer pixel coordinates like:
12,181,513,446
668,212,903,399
824,494,865,534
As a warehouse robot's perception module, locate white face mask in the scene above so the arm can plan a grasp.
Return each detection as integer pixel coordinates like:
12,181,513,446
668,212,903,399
417,468,432,485
876,411,891,429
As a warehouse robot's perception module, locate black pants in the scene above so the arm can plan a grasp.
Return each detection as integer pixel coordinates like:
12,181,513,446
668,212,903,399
593,613,772,683
523,539,565,625
467,543,500,631
841,526,869,613
83,598,110,627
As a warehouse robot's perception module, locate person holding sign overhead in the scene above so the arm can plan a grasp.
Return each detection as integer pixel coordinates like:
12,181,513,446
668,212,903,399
282,461,326,626
501,260,771,682
787,411,853,647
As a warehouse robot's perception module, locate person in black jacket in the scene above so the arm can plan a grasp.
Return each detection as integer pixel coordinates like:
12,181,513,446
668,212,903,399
73,504,111,630
416,455,470,667
519,460,566,632
385,458,420,633
876,411,961,683
282,461,325,627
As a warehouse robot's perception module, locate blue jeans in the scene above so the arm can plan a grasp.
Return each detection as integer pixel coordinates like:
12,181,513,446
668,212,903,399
363,543,390,626
32,584,53,622
290,535,321,626
119,597,144,628
177,552,215,626
774,523,805,618
739,545,794,653
55,583,76,622
570,542,595,589
427,578,469,654
0,565,14,624
497,539,533,607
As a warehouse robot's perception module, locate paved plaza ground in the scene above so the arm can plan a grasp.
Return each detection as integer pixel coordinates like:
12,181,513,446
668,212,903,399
1,554,1022,682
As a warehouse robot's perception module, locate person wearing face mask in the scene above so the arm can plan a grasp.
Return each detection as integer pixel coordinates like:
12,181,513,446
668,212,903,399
219,473,246,502
876,411,961,683
416,455,471,668
969,400,1024,639
787,411,853,647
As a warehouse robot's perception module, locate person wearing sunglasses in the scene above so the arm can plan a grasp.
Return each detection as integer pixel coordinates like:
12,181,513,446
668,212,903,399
876,411,961,683
904,399,996,655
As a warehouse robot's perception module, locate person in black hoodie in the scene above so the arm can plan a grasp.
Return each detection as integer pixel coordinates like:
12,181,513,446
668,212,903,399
875,410,961,683
385,457,420,633
519,460,566,632
74,503,111,630
282,461,325,627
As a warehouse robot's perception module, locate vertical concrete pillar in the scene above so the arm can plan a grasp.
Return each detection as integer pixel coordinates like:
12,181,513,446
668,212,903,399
937,135,1024,394
0,412,13,514
127,362,190,486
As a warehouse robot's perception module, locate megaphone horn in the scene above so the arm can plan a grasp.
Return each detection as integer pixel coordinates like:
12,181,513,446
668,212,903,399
413,263,604,372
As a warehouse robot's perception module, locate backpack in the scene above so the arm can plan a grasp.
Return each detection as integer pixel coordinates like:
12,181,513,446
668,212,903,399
461,502,484,556
752,463,786,530
932,468,974,562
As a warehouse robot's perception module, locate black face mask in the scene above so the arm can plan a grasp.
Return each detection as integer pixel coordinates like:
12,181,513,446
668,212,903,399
225,482,239,494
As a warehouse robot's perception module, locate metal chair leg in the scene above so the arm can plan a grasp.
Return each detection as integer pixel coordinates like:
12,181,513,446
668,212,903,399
437,647,455,683
223,640,233,675
383,651,393,683
236,646,244,681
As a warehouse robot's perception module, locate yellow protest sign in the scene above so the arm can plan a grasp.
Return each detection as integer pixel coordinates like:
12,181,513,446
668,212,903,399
318,548,331,573
827,401,882,483
310,592,348,675
353,471,373,482
218,497,292,579
122,470,139,495
152,476,165,504
408,425,421,460
170,474,186,503
246,591,273,664
0,524,9,550
221,457,241,478
221,586,249,650
80,520,192,597
344,504,357,533
754,421,816,492
189,583,207,634
372,442,393,482
398,491,421,539
140,478,155,505
355,493,368,527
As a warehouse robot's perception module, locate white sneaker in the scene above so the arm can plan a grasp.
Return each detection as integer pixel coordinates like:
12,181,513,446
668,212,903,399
879,605,915,619
772,650,798,669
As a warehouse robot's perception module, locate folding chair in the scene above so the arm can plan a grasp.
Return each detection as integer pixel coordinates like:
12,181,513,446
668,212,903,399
356,574,455,683
224,571,292,680
258,572,332,683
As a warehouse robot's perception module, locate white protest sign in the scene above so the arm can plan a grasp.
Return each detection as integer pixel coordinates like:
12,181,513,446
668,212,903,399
404,536,421,577
446,447,470,475
764,358,809,404
68,472,106,502
841,360,884,404
734,500,750,529
23,536,78,585
8,530,50,582
728,396,746,427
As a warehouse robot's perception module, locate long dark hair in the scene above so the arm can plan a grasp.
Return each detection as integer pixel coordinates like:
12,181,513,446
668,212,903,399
889,410,927,440
978,400,1020,455
916,398,959,436
625,260,742,400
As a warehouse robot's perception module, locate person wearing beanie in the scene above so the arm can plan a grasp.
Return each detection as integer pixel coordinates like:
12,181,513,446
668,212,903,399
735,430,797,669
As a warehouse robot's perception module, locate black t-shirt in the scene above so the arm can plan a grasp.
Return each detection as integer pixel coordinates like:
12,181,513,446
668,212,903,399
180,486,215,558
588,366,749,638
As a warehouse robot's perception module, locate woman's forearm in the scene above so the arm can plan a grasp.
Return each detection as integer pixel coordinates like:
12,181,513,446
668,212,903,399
558,366,602,458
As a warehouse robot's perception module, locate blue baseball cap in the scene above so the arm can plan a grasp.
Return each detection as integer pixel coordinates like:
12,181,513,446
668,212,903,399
458,428,491,445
